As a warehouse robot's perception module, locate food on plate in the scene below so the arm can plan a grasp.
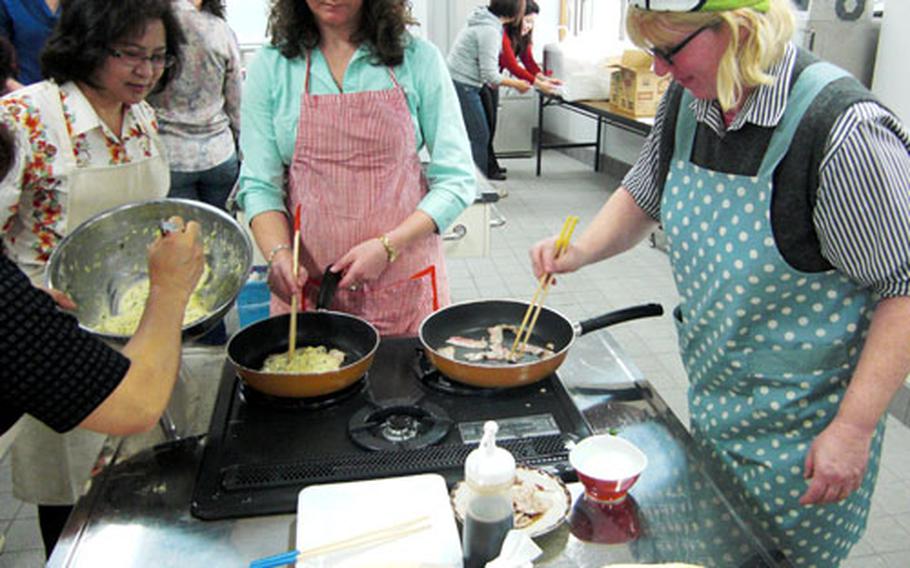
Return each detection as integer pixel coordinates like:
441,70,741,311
94,265,211,335
262,345,346,373
451,465,570,537
443,324,556,363
511,475,553,529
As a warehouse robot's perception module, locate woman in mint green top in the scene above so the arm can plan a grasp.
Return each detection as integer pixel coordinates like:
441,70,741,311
236,0,475,335
237,40,475,230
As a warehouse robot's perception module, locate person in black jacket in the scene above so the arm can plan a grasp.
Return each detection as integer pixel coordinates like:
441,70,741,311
0,120,204,554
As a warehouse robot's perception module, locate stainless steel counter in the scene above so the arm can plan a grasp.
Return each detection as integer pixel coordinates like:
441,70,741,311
48,331,790,567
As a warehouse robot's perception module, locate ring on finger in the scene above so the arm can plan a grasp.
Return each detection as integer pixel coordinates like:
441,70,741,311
349,283,359,291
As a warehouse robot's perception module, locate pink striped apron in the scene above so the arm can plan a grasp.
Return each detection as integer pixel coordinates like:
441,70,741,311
270,54,449,336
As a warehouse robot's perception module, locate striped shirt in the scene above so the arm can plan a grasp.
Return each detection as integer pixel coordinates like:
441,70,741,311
623,43,910,298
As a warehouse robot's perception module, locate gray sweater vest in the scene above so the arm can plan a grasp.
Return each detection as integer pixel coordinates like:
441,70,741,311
656,48,881,272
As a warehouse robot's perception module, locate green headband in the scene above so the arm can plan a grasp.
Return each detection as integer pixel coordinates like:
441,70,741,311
628,0,770,12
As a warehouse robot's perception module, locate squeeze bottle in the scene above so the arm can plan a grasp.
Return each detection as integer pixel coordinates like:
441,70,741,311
462,421,515,568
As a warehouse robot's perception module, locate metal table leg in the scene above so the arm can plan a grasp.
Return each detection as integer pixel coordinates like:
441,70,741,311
536,93,544,176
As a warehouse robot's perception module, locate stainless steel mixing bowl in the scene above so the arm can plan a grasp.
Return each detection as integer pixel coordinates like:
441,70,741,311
45,198,253,342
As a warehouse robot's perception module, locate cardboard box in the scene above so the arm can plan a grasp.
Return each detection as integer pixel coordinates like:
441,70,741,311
607,50,671,117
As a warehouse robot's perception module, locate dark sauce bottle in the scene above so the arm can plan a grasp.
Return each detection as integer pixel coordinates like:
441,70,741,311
461,421,515,568
463,494,514,568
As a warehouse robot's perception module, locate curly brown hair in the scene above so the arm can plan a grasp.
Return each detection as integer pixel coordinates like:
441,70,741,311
268,0,416,66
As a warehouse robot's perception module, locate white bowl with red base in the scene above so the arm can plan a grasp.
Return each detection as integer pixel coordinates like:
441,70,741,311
569,434,647,504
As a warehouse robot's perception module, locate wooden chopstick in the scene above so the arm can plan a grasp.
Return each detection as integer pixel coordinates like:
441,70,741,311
288,205,302,362
297,515,431,559
249,515,433,567
510,216,579,359
509,217,573,357
516,216,577,355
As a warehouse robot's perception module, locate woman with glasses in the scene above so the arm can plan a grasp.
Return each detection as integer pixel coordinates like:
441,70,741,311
531,0,910,565
0,0,184,557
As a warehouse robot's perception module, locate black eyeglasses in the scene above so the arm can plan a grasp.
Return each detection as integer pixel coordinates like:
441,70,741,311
647,24,714,66
107,48,176,70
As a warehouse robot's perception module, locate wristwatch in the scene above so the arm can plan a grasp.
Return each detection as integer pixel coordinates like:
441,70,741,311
378,234,399,263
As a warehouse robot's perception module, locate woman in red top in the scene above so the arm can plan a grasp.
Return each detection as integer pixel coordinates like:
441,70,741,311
499,0,560,93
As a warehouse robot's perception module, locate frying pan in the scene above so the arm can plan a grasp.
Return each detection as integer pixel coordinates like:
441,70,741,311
418,300,663,388
226,268,379,398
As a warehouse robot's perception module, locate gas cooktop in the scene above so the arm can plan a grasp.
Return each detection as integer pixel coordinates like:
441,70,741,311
191,337,592,520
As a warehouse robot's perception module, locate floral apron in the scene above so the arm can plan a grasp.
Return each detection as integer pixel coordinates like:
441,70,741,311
661,62,885,566
270,54,448,336
12,84,169,505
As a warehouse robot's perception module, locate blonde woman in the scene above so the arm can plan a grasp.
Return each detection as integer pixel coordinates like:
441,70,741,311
531,0,910,565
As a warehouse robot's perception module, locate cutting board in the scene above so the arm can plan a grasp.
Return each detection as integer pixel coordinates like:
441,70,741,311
295,473,463,567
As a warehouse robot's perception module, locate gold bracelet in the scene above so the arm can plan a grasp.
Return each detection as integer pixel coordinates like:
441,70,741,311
378,234,399,263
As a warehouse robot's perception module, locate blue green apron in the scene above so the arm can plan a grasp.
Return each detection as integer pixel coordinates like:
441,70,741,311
661,62,886,566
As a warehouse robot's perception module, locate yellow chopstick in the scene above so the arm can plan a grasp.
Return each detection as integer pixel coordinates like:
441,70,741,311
516,216,578,355
510,215,578,359
510,219,573,356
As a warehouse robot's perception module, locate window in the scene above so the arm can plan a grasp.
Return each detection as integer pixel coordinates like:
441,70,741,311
225,0,269,45
564,0,625,39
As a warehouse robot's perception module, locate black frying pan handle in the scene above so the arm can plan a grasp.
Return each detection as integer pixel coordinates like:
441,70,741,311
577,303,664,336
317,264,341,310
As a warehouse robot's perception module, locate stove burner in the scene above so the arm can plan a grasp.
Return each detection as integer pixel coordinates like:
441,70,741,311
238,377,366,411
349,400,451,451
382,414,420,442
413,349,519,397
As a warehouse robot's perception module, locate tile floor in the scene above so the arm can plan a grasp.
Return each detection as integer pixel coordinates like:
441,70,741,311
0,152,908,566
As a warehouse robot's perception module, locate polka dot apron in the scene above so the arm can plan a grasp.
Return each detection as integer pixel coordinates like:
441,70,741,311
661,62,886,566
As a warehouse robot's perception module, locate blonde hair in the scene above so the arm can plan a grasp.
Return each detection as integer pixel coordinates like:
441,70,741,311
625,0,795,110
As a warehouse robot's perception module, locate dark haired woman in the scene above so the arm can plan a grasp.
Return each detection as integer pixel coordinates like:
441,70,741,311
0,0,184,556
148,0,241,213
447,0,529,180
500,0,561,95
236,0,476,336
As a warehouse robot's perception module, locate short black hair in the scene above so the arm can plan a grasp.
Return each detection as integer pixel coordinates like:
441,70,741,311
488,0,525,19
41,0,185,94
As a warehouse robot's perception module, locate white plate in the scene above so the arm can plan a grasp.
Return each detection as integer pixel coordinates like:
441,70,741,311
450,465,571,538
296,473,462,567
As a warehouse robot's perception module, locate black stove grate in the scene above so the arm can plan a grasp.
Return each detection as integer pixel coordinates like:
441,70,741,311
221,434,572,492
192,338,592,520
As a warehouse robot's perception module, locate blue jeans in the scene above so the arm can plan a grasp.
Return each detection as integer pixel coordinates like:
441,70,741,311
168,153,240,211
452,80,489,176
